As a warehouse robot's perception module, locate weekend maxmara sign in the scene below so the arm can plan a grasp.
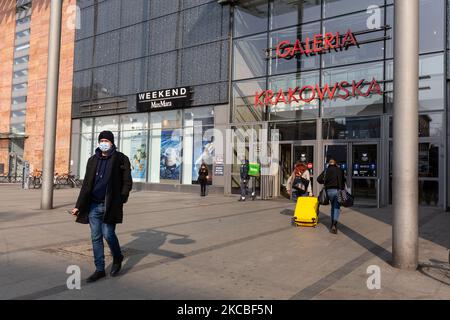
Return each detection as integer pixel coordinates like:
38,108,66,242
254,78,382,107
136,87,192,112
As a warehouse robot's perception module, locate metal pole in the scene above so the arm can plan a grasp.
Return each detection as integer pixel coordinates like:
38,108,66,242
392,0,420,270
41,0,63,210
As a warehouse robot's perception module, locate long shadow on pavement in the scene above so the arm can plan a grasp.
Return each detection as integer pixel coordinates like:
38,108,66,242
116,229,195,276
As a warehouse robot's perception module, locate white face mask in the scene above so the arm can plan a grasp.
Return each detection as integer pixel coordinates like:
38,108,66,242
99,142,112,152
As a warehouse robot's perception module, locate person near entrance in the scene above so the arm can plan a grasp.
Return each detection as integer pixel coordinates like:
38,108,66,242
286,162,312,201
71,130,133,282
198,162,209,197
238,159,250,201
317,157,345,234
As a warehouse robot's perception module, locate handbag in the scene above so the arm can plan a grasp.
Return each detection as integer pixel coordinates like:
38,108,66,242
317,169,329,205
293,176,309,194
337,184,354,207
318,188,329,205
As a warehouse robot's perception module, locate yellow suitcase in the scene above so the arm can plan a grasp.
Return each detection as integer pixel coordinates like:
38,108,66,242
292,196,319,227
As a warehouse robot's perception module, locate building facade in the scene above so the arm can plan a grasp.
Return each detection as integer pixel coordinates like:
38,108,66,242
0,0,76,178
70,0,450,209
0,0,441,208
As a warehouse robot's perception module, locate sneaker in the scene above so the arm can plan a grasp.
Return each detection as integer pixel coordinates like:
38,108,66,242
86,270,106,283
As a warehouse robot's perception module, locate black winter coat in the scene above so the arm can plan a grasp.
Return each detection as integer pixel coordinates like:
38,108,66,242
317,165,346,190
75,151,133,224
198,167,209,183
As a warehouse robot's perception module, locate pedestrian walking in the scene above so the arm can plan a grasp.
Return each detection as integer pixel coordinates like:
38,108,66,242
287,162,312,202
238,159,250,201
317,157,346,234
71,130,133,282
198,162,209,197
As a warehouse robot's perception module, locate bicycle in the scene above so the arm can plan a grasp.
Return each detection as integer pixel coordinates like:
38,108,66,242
28,169,43,189
54,172,82,188
68,173,82,188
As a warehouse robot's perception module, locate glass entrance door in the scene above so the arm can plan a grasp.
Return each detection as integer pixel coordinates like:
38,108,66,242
352,143,379,207
293,145,315,194
324,142,379,207
280,144,292,199
280,144,315,198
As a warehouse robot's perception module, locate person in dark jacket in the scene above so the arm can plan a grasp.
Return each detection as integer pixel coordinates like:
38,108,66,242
239,159,250,201
317,157,346,234
198,162,209,197
71,131,132,282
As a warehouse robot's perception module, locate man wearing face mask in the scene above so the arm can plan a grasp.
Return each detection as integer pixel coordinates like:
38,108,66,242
71,130,133,283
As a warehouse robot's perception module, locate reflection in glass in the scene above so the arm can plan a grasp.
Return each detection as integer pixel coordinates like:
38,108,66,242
120,114,148,131
269,23,320,75
322,62,384,117
94,115,119,133
150,110,182,130
324,144,348,174
386,53,444,112
322,11,385,67
323,117,381,140
270,0,321,30
233,33,268,81
323,0,384,18
419,180,439,206
387,0,444,56
271,121,317,141
389,113,444,138
79,133,93,178
232,78,266,123
234,0,268,38
268,71,320,120
418,143,439,178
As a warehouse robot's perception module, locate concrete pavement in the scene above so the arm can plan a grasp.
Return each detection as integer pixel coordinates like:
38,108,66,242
0,184,449,300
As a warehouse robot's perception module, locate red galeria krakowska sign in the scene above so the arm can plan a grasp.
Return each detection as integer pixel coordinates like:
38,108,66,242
254,78,382,107
255,29,382,107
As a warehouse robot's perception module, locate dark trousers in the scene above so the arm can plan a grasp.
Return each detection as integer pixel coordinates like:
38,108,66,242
200,181,207,196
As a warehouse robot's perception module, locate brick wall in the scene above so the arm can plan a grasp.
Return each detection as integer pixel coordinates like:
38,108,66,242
25,0,76,174
0,1,16,174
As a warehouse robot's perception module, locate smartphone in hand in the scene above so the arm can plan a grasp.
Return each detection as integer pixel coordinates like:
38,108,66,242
67,209,79,216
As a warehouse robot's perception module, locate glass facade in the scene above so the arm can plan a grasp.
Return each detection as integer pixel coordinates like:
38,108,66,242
229,0,447,207
72,0,230,117
71,0,449,207
77,107,215,186
7,0,32,177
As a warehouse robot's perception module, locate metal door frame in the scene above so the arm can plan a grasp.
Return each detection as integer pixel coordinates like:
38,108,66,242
323,140,381,207
278,141,317,198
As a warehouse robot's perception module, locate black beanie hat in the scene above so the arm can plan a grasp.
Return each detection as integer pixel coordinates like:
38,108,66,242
98,130,114,145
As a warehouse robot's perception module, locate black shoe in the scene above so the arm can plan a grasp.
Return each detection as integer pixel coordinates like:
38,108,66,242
110,254,124,277
86,270,106,283
330,222,338,234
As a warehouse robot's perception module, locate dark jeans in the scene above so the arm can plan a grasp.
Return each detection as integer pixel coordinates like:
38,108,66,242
89,202,122,272
326,188,341,223
240,179,248,198
200,181,207,195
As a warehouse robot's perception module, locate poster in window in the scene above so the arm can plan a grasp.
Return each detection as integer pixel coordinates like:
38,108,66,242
192,134,215,183
130,133,147,182
160,130,181,180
